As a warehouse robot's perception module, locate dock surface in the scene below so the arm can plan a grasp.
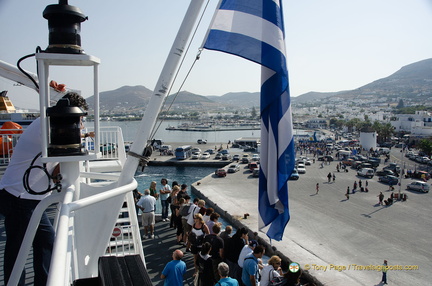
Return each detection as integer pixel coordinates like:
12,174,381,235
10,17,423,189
1,145,431,286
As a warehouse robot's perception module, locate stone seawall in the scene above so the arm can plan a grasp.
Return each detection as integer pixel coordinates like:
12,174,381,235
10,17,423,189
191,183,323,286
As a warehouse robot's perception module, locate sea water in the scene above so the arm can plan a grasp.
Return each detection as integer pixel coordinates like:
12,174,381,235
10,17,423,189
88,120,261,143
134,165,214,194
134,165,233,225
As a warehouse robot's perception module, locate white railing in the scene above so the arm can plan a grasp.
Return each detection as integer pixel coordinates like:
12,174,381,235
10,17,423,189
7,126,145,286
0,130,22,165
83,126,127,162
0,126,127,165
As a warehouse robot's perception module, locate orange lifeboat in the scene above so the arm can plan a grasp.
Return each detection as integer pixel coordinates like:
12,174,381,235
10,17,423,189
0,121,23,156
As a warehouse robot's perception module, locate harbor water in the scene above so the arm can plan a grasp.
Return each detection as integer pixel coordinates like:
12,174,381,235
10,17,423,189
88,120,261,143
135,165,233,228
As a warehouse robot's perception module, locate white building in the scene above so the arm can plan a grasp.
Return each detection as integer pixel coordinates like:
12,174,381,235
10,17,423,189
359,127,377,150
305,118,328,129
391,111,432,136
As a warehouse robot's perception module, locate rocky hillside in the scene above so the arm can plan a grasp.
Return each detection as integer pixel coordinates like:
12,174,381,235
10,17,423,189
88,58,432,112
292,58,432,104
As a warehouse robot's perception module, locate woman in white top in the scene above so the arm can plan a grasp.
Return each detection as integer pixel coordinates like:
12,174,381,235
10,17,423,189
260,255,284,286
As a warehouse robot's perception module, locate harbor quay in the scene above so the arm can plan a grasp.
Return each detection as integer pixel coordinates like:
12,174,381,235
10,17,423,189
147,145,431,286
1,143,430,285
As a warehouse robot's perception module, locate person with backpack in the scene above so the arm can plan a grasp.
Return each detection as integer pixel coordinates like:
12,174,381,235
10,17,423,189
260,256,283,286
179,195,192,246
185,198,201,252
204,223,225,280
195,242,215,286
242,245,265,286
190,214,209,275
169,185,180,228
174,198,184,245
225,228,249,282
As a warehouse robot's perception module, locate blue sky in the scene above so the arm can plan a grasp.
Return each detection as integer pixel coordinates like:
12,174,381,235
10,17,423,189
1,0,432,109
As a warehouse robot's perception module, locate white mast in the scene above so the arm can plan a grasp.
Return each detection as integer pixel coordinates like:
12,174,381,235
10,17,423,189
118,0,205,185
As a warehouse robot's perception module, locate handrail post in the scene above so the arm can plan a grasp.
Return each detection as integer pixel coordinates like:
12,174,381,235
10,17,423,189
7,191,65,286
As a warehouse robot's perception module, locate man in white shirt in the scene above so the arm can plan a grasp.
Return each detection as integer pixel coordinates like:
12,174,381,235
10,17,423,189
0,92,88,286
137,189,157,239
238,240,258,268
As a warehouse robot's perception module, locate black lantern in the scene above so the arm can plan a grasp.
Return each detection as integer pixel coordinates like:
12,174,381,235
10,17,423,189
43,1,87,54
47,98,87,156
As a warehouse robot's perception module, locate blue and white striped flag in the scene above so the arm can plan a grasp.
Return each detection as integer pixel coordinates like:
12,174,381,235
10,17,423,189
204,0,295,241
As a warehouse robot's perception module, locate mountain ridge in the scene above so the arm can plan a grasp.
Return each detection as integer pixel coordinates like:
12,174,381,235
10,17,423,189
87,58,432,112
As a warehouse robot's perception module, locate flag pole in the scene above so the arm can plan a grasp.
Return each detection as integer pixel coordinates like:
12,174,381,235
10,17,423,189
199,0,223,50
117,0,205,186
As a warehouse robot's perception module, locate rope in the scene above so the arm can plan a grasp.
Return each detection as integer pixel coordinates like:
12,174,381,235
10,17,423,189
148,0,211,141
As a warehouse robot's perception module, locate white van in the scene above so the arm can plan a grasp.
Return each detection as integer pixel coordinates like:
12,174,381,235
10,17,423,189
338,150,351,157
357,168,374,178
378,147,390,155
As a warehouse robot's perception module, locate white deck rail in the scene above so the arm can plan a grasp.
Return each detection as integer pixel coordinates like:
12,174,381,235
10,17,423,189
7,127,145,286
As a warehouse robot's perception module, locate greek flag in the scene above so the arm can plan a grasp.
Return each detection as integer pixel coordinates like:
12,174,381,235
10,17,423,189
204,0,295,241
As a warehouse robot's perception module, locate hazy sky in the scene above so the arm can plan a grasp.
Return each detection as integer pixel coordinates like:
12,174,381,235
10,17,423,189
1,0,432,109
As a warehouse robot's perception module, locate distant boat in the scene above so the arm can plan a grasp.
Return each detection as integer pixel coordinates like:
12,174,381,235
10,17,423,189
166,120,260,132
0,91,39,125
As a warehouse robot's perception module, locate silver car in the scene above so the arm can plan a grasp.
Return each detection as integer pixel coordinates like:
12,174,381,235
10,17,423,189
407,181,430,193
228,164,240,173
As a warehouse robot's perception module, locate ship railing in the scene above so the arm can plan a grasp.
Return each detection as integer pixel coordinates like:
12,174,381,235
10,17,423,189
8,179,141,286
0,130,22,165
0,126,127,166
7,126,145,286
83,126,127,162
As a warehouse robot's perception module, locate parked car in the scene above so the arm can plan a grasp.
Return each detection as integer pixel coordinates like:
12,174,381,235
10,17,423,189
252,167,260,177
356,162,373,170
228,164,240,173
375,169,395,177
419,157,430,164
378,175,399,185
205,149,215,155
383,163,401,173
191,152,200,159
197,139,207,144
297,165,306,174
159,145,173,155
366,158,381,168
191,147,201,153
215,168,227,177
378,147,390,155
232,154,240,161
215,153,222,160
317,155,334,161
357,168,374,178
201,152,210,159
296,162,305,169
241,154,250,164
251,154,260,161
407,181,430,193
355,155,368,161
222,154,232,160
249,162,259,172
342,158,355,166
220,149,230,155
289,169,300,180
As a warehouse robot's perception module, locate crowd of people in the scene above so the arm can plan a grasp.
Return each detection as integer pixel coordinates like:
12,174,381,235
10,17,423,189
135,178,312,286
